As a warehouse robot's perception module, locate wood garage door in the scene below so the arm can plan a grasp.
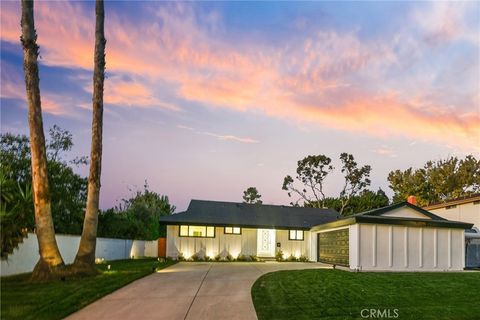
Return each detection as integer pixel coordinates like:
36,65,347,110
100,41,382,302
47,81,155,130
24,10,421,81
318,229,349,266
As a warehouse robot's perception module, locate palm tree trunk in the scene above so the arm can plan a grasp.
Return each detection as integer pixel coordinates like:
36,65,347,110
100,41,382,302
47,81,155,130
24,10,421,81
72,0,106,274
21,0,65,281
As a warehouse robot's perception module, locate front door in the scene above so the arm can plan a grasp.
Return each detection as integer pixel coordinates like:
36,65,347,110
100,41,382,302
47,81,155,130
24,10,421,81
257,229,276,257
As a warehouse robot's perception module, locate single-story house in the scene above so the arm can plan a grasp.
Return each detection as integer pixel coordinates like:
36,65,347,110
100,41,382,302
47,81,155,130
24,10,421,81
159,199,473,271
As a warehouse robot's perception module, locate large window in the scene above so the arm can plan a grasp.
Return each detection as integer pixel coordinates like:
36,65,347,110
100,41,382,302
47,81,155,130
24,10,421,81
179,225,215,238
289,230,304,241
224,227,241,235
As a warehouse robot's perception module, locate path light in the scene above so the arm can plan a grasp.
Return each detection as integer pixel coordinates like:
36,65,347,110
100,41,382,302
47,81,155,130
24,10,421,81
107,265,111,270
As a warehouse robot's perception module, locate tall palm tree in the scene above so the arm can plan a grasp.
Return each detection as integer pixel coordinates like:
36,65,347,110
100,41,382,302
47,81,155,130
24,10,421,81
21,0,65,280
73,0,106,274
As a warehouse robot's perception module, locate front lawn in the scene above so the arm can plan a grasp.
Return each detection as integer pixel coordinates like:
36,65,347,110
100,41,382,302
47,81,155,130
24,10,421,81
252,269,480,320
1,258,176,320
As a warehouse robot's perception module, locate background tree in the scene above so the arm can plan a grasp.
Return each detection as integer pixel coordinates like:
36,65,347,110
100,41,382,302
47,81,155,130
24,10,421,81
243,187,263,204
316,188,389,216
282,155,333,207
0,129,87,259
21,0,64,280
338,153,372,214
98,182,175,240
388,155,480,206
73,0,107,274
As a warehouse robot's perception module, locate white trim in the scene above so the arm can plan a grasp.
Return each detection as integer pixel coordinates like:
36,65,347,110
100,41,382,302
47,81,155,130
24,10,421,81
388,226,393,267
433,228,438,268
404,227,408,268
419,228,423,268
447,229,452,268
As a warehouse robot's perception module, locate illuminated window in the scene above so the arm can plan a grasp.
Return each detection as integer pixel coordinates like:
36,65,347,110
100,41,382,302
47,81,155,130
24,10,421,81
289,230,304,241
179,225,215,238
224,227,241,235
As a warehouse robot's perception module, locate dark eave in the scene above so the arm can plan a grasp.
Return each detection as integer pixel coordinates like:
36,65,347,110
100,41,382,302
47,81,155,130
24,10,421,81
311,215,473,232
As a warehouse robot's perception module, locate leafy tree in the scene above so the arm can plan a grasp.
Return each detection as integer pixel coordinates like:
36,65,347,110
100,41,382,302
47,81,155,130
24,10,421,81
282,153,372,214
74,0,107,275
388,155,480,206
98,183,175,240
21,0,64,280
317,188,390,216
282,155,333,207
0,128,87,259
243,187,263,204
338,153,372,214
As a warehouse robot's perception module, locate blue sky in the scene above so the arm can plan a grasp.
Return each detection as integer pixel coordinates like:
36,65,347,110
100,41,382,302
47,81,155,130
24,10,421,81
1,1,479,211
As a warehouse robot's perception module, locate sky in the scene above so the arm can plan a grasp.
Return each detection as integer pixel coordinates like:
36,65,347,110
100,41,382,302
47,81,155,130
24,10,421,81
1,1,479,212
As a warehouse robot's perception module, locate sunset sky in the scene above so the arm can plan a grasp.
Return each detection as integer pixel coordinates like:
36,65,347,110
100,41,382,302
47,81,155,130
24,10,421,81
1,1,479,211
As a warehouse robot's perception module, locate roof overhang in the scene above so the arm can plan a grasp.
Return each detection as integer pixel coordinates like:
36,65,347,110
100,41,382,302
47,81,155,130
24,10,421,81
310,215,473,232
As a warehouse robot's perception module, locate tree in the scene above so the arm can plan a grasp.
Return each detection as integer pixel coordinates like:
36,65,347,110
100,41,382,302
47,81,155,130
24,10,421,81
388,155,480,206
98,183,175,240
243,187,263,204
338,153,372,214
282,155,333,207
0,129,88,257
21,0,64,280
73,0,107,274
319,188,390,216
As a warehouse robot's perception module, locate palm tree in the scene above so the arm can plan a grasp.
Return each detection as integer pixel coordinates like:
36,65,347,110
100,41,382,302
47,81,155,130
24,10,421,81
73,0,106,274
21,0,65,280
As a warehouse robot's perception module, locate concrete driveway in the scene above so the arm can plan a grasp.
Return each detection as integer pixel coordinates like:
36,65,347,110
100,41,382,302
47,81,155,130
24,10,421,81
67,262,330,320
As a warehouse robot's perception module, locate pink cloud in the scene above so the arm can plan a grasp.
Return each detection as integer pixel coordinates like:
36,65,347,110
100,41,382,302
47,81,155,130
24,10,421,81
1,2,478,152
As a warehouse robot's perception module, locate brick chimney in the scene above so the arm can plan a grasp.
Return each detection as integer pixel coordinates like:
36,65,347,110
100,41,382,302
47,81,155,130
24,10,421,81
407,195,417,205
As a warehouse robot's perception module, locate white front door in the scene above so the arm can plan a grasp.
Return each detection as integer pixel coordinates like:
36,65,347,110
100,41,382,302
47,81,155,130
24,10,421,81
257,229,276,257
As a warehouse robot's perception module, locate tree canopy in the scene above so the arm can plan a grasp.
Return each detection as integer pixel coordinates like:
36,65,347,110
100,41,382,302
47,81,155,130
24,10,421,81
98,182,175,240
243,187,263,204
1,127,87,258
388,155,480,206
283,153,372,214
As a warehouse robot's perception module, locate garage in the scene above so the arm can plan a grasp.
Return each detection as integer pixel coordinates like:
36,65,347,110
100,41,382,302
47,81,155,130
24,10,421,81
311,202,473,271
318,228,349,266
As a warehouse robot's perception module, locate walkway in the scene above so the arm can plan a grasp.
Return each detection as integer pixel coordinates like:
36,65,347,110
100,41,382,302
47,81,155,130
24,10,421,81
67,262,330,320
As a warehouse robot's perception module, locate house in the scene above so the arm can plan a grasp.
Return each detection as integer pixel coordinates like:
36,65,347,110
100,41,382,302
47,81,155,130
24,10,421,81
423,194,480,229
159,199,473,271
423,194,480,268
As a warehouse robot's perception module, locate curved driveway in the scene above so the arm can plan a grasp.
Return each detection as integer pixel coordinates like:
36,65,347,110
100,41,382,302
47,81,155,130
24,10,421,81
67,262,329,320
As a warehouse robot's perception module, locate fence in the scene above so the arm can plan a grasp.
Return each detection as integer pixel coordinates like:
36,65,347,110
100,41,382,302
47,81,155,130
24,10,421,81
0,233,158,277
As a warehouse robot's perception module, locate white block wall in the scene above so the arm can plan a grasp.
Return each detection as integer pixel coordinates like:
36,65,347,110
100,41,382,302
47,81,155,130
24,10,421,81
1,233,158,277
351,224,464,271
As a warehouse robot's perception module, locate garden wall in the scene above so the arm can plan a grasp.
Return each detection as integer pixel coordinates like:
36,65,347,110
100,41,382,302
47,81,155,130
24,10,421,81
0,233,158,276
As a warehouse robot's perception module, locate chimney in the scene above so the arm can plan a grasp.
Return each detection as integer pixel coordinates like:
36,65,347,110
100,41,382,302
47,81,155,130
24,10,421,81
407,195,417,205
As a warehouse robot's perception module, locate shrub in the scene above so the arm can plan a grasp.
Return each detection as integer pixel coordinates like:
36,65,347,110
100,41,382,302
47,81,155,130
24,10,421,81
287,254,298,262
237,254,249,262
214,254,221,261
275,249,284,262
177,252,185,261
226,253,234,261
299,255,309,262
250,255,259,262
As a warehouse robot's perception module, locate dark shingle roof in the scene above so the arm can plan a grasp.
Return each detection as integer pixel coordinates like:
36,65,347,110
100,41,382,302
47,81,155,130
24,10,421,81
159,199,340,230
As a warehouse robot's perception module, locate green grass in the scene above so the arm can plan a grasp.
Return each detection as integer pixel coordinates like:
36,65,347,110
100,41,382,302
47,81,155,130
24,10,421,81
252,269,480,320
1,258,176,320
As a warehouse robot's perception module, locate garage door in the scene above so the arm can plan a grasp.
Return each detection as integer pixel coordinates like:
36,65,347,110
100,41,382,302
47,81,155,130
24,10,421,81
318,229,349,266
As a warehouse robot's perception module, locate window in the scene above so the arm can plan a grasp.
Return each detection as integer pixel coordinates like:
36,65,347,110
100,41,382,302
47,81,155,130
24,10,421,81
289,230,304,241
179,225,215,238
224,227,241,235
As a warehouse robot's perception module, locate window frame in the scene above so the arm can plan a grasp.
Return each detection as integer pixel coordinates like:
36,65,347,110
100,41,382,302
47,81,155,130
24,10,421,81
224,226,242,235
288,230,304,241
178,225,216,238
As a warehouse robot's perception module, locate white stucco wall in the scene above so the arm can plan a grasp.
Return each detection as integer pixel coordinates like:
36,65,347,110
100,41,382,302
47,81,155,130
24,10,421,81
1,233,158,277
428,202,480,229
166,226,313,259
354,224,464,271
